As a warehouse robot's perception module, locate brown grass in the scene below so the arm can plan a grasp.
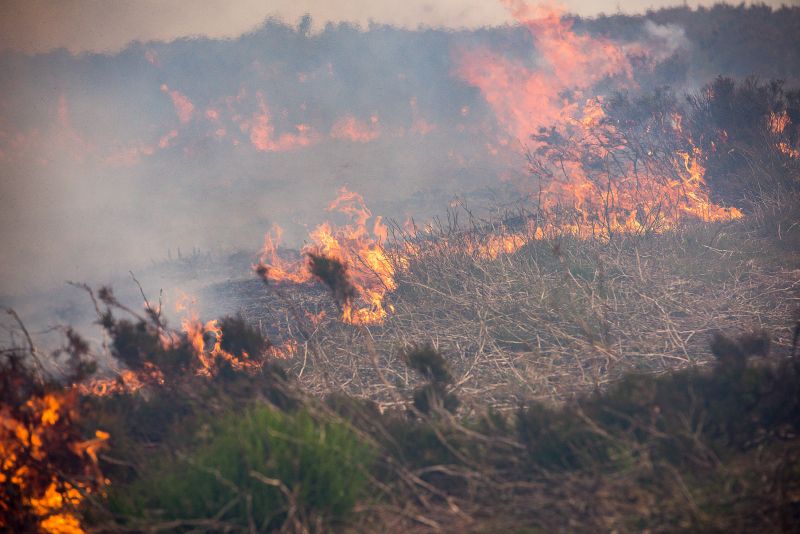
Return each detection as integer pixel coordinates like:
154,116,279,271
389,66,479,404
212,198,800,413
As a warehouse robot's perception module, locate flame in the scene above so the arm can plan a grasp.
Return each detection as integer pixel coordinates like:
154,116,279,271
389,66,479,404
769,112,799,158
529,100,741,236
247,2,748,326
259,187,396,325
330,115,381,142
160,84,194,124
158,129,178,149
75,364,164,398
769,111,790,135
777,142,800,159
269,339,298,359
77,293,266,397
249,93,315,152
456,2,632,143
181,314,265,376
456,3,741,237
1,392,108,533
305,310,327,326
464,232,531,260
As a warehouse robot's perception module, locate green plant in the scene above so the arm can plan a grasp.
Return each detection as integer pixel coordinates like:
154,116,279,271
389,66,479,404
110,404,373,531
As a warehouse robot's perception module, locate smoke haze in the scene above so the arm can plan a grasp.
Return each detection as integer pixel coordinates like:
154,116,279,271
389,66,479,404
0,2,798,318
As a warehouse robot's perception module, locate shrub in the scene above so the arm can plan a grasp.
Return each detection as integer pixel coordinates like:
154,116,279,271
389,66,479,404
403,345,459,415
110,404,373,531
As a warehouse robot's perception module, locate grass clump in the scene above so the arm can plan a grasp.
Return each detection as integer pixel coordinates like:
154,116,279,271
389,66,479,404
404,344,460,414
110,404,373,531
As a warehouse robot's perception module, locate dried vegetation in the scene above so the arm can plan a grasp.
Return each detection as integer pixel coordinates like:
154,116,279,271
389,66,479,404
216,201,800,412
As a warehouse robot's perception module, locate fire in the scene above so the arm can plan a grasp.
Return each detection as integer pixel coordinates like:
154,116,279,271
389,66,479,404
769,111,790,135
1,391,108,533
77,293,268,397
330,115,381,143
769,111,800,158
158,129,178,149
531,99,740,237
160,84,194,124
249,93,316,152
248,2,752,325
455,2,632,143
269,339,298,359
180,313,265,376
76,364,164,398
457,2,741,237
777,142,800,159
259,188,396,325
464,232,532,260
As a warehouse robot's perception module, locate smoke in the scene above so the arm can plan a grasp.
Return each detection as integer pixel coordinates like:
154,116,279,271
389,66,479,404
0,5,796,316
642,20,689,61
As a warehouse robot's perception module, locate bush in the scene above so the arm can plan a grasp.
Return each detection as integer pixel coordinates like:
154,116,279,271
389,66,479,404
110,404,373,531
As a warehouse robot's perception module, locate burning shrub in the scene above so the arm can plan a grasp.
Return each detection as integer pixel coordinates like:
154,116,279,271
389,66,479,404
0,331,108,533
307,252,358,310
687,77,799,204
81,302,297,456
218,313,272,362
104,317,193,383
258,188,396,325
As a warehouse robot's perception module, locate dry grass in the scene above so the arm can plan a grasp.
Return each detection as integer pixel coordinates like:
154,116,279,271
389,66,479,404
208,200,800,413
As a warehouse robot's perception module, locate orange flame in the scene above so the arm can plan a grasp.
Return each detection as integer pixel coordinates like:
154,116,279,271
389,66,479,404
456,2,632,143
457,3,740,237
1,392,108,533
769,112,799,158
75,364,164,398
330,115,381,142
259,188,396,325
249,93,316,152
180,313,265,376
160,84,194,124
269,339,298,359
257,2,747,325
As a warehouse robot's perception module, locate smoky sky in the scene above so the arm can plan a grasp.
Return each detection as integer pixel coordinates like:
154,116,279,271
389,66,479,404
0,1,798,303
0,0,793,54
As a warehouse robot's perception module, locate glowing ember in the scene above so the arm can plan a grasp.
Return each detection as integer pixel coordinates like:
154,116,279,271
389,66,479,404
269,339,298,359
76,364,164,398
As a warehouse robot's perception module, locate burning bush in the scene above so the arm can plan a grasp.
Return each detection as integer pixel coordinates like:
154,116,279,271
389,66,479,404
0,319,107,533
258,187,396,325
5,269,800,533
307,252,358,310
687,76,800,204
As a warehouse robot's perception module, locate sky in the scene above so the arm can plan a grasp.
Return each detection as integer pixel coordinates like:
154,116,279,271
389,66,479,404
0,0,796,54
